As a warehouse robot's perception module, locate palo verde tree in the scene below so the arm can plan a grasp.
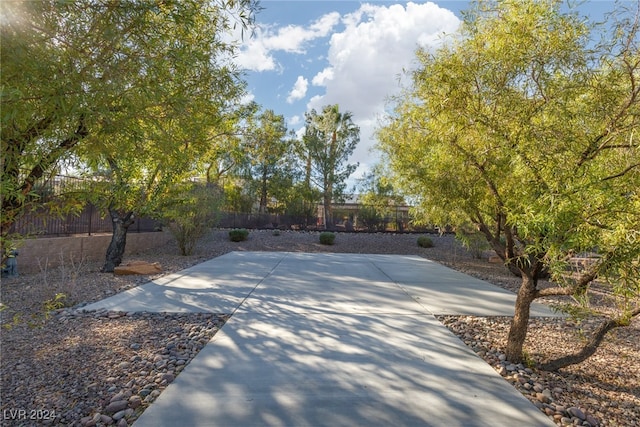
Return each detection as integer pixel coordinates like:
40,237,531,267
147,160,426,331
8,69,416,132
303,105,360,229
0,0,258,271
378,0,640,368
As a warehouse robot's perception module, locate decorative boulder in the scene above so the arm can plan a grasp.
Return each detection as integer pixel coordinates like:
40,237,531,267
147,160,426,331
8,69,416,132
114,261,162,275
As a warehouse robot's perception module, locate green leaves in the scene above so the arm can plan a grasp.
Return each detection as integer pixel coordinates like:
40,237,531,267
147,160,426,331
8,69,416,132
1,0,258,246
379,0,640,305
159,182,224,255
303,105,360,227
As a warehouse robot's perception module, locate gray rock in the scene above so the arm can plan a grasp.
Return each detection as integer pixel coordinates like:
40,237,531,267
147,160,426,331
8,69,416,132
112,410,126,421
567,407,586,420
104,400,128,414
128,395,142,409
586,415,599,426
110,391,131,402
161,372,175,383
100,414,114,424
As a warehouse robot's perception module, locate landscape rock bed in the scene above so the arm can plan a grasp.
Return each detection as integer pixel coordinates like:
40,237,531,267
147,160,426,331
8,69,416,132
1,230,638,426
1,310,226,426
439,316,639,427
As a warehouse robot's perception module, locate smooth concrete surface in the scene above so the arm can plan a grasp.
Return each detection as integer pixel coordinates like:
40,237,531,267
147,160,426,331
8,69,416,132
81,252,287,313
84,252,558,426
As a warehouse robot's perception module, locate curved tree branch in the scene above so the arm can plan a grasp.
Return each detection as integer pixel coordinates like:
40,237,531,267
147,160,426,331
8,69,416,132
539,307,640,371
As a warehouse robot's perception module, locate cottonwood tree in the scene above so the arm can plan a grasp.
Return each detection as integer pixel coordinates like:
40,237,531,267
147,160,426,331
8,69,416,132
0,0,258,270
378,0,639,368
303,105,360,229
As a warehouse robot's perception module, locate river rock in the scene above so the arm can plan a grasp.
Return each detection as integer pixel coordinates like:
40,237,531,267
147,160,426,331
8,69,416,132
567,407,586,420
104,400,128,414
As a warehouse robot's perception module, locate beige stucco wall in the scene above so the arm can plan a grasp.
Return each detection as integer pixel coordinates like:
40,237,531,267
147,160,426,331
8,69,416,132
15,231,172,274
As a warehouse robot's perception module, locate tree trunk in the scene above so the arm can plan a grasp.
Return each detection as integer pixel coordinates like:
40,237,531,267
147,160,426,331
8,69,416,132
323,194,333,230
540,308,640,371
505,272,538,362
259,167,268,214
101,208,135,273
305,152,312,188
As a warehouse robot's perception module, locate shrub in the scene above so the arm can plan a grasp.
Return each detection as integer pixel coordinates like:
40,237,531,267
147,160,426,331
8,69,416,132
456,227,490,259
319,232,336,245
417,236,434,248
160,183,223,256
358,205,383,232
229,228,249,242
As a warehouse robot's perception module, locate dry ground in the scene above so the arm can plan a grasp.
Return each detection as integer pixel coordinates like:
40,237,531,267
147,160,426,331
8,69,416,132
1,230,638,426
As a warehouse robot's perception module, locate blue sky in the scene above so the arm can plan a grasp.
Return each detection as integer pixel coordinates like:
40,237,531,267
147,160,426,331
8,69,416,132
233,1,622,181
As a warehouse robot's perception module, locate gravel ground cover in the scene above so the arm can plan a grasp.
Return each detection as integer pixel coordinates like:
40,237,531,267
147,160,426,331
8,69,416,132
1,229,638,426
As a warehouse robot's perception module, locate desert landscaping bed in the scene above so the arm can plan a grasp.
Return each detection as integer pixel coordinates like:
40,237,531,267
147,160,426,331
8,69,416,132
1,230,638,426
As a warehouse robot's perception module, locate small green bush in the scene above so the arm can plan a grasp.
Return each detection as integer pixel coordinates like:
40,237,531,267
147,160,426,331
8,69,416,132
229,228,249,242
159,183,223,255
417,236,434,248
319,232,336,245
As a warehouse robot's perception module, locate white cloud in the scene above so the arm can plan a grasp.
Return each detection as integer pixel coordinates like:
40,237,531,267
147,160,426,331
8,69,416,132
239,91,255,105
288,115,301,126
307,1,460,169
267,12,340,52
312,67,334,86
236,12,340,72
235,37,278,71
287,76,308,104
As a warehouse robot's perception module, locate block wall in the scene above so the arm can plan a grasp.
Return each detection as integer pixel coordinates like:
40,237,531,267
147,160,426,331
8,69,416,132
15,231,173,274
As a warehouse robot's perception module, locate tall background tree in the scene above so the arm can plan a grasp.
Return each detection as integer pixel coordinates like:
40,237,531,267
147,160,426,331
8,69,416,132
244,108,291,214
378,0,639,367
1,0,258,270
303,105,360,229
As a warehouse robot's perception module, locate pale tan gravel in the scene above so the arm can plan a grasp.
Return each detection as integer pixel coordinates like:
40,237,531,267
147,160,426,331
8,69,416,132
1,229,638,426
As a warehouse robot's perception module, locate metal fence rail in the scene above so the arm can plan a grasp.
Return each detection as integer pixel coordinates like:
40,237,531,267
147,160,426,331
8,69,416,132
8,176,431,237
8,204,162,237
9,207,432,238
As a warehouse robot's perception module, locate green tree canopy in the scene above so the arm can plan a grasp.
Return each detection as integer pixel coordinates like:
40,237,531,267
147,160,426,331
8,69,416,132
303,104,360,229
244,108,293,214
1,0,258,268
378,0,639,366
357,166,405,231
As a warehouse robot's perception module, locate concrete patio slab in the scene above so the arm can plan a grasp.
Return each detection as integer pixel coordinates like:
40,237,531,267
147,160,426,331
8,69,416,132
81,252,288,313
241,253,558,317
135,310,554,427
